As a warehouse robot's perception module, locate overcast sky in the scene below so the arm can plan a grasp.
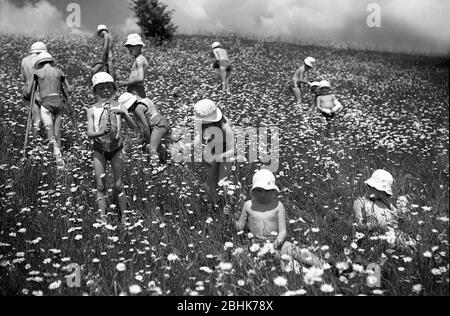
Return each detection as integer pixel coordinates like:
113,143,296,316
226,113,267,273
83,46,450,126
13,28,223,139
1,0,449,55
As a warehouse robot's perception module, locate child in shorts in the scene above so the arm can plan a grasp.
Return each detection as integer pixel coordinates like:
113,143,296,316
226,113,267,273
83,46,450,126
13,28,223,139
86,72,137,225
291,57,316,107
118,92,170,162
235,169,323,267
211,42,232,93
315,80,343,122
118,34,149,98
26,52,74,166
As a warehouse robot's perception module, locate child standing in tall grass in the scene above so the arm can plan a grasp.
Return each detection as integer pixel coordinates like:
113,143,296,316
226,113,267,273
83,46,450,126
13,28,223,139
235,169,323,267
86,72,137,225
211,42,232,93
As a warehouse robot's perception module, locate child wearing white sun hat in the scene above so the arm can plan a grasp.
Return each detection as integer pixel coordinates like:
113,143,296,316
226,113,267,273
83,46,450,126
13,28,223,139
354,169,398,230
86,72,137,225
210,41,232,92
353,169,417,256
118,34,149,98
235,169,323,268
290,56,316,107
92,24,115,77
191,99,235,206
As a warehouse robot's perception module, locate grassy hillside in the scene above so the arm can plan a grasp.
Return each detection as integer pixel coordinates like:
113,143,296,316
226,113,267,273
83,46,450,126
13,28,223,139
0,33,448,296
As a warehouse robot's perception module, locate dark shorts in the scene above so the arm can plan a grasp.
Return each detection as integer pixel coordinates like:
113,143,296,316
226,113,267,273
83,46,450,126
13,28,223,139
322,112,336,122
93,139,124,162
41,95,65,115
127,84,146,99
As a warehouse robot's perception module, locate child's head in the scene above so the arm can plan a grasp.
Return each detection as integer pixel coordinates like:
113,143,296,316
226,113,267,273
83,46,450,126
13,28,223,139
318,80,331,93
251,169,279,204
97,25,108,37
92,72,117,100
211,42,221,49
125,34,145,56
34,52,54,69
118,92,138,111
30,42,47,54
194,99,223,125
304,56,316,69
310,81,321,94
364,169,394,200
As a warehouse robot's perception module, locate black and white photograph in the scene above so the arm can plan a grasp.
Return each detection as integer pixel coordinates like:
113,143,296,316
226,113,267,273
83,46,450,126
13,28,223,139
0,0,449,299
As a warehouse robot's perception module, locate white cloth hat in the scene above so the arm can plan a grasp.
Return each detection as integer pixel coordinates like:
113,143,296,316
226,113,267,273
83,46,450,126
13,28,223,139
92,72,116,89
194,99,223,123
97,24,108,34
34,52,54,68
304,57,316,67
30,42,47,54
252,169,279,193
211,42,221,49
118,92,138,110
365,169,394,196
125,33,145,47
319,80,331,88
310,81,321,87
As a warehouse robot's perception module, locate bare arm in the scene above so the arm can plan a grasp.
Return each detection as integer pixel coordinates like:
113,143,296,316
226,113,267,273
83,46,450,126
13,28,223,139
87,108,108,139
116,105,137,130
235,202,249,232
274,203,287,249
101,35,110,63
135,106,151,143
119,58,145,87
221,120,235,162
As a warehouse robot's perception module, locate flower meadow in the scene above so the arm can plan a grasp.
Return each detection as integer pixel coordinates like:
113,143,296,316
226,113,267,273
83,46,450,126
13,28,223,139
0,33,448,296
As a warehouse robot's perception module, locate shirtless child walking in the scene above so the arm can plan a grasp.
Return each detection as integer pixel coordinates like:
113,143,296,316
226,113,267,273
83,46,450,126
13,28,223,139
118,34,149,98
26,52,75,166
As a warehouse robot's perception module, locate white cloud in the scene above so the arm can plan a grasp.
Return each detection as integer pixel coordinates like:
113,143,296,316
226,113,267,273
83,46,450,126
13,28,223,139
0,0,70,35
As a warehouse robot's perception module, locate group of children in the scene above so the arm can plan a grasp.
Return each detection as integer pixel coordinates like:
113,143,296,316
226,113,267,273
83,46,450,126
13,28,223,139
20,29,414,270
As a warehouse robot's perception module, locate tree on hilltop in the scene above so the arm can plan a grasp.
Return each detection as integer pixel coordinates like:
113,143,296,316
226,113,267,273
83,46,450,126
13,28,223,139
130,0,177,46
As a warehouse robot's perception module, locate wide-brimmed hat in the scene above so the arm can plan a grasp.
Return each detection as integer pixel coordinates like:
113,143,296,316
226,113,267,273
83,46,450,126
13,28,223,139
92,72,117,90
34,52,54,68
211,42,221,49
304,56,316,67
194,99,223,123
252,169,279,193
318,80,331,89
310,81,321,88
365,169,394,196
125,33,145,47
118,92,138,110
30,42,47,54
97,24,108,34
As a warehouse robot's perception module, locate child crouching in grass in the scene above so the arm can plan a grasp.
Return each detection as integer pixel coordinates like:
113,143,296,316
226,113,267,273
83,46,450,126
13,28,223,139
235,169,323,268
86,72,137,225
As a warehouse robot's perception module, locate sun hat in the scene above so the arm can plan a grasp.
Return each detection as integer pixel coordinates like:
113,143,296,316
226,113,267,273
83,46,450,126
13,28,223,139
365,169,394,196
118,92,138,110
30,42,47,54
34,52,54,68
319,80,331,89
252,169,280,193
92,72,116,90
194,99,223,123
310,81,321,88
304,57,316,67
124,33,145,47
211,42,221,49
97,24,108,34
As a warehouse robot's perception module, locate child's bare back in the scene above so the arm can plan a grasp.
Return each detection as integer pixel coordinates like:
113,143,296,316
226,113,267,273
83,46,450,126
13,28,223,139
35,65,65,98
317,94,336,110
